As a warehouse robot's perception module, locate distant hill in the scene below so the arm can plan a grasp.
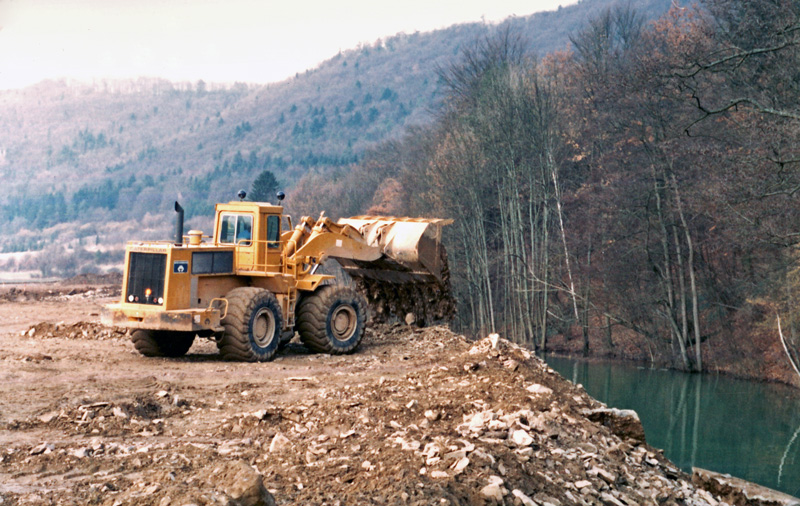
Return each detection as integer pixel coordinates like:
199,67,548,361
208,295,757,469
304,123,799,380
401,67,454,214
0,0,672,272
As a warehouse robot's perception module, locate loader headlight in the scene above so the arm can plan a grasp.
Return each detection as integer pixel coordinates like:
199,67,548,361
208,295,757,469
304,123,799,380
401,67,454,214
128,295,134,302
157,297,163,304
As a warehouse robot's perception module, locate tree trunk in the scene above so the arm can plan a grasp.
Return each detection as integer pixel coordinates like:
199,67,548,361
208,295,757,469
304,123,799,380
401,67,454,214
548,151,580,331
672,174,702,371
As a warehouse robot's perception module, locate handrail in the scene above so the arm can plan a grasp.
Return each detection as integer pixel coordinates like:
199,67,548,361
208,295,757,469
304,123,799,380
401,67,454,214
231,237,284,272
209,298,229,319
231,237,282,249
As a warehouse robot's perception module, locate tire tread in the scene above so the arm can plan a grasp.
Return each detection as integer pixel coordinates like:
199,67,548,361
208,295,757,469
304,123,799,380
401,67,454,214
219,287,282,362
296,285,366,354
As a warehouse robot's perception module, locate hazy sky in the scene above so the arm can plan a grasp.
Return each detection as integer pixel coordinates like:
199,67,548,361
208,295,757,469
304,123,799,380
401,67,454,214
0,0,576,90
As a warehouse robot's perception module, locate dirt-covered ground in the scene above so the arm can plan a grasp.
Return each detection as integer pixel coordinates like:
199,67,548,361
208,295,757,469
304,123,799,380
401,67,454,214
0,282,735,506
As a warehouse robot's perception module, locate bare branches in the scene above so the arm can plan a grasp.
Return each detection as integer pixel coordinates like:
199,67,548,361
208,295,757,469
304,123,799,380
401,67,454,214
437,25,529,108
676,32,800,78
686,95,800,135
678,2,800,128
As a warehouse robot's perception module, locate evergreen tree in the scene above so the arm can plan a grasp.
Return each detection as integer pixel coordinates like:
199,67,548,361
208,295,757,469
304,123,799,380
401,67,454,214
250,170,279,202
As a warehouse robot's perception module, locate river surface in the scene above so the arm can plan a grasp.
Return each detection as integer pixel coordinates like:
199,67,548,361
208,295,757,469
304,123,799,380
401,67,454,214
545,356,800,497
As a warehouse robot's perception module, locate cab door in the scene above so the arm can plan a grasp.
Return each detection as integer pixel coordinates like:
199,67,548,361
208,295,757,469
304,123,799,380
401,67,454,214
264,214,282,273
218,212,255,270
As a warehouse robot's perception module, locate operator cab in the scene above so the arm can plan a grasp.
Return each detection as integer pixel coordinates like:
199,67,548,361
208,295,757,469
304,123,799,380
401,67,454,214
212,191,288,272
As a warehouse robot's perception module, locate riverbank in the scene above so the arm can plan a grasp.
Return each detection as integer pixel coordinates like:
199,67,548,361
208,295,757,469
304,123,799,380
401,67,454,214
542,308,800,388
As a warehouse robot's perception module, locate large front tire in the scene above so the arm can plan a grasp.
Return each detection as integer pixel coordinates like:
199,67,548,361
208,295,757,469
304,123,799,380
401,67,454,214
131,329,194,357
219,287,283,362
296,286,367,354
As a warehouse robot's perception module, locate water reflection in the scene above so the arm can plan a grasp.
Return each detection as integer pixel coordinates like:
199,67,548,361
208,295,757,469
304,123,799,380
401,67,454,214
545,356,800,497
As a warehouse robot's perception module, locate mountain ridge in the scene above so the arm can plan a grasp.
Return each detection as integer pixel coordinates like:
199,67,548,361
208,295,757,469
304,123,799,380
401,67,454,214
0,0,672,271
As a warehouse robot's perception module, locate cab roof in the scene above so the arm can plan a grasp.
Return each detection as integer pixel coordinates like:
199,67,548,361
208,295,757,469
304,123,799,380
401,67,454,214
215,201,284,214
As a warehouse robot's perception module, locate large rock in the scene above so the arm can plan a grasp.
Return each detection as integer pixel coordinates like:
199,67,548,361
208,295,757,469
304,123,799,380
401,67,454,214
269,432,291,453
693,467,800,506
206,460,276,506
583,407,646,444
480,476,506,503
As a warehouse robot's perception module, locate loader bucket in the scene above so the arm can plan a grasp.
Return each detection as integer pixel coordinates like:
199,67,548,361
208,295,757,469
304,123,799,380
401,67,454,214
333,216,455,324
334,216,452,285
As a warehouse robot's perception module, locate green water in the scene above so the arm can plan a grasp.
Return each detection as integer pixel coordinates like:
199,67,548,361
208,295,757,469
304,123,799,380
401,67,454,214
545,356,800,497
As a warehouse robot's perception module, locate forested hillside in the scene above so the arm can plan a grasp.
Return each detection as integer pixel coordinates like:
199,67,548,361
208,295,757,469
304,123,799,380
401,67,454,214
0,0,671,265
291,0,800,382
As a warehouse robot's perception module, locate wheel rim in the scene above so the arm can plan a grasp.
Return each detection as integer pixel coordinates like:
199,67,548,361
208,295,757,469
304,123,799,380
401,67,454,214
252,307,276,347
331,305,358,342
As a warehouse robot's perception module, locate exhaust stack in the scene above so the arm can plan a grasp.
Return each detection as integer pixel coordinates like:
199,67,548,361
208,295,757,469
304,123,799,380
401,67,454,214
174,201,184,245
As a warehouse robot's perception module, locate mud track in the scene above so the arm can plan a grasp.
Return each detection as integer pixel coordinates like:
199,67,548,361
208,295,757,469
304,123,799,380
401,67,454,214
0,283,730,506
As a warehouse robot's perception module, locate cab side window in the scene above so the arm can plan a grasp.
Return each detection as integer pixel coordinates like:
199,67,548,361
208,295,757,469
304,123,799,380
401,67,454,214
267,215,280,248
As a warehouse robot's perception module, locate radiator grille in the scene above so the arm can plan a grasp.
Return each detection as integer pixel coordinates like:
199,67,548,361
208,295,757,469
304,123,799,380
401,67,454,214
126,252,166,304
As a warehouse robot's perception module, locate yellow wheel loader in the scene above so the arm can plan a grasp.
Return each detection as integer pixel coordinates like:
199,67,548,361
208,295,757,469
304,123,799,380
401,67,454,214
103,192,453,361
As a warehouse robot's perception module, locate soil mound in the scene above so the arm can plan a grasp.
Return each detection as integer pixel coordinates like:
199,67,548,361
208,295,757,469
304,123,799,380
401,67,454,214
21,320,127,340
61,272,123,285
0,284,119,302
0,322,731,505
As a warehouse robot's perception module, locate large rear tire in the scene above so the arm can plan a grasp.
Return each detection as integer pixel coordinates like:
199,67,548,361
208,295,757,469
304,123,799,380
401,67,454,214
219,287,283,362
131,329,194,357
296,285,367,354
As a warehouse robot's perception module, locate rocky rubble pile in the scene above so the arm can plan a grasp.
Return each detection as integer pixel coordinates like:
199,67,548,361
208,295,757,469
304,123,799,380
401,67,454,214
60,273,123,285
356,278,457,326
21,320,128,340
5,393,181,436
0,284,118,302
0,324,734,505
235,331,725,506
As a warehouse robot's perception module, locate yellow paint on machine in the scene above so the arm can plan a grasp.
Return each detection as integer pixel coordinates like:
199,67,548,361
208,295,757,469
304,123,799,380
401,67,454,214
104,199,451,336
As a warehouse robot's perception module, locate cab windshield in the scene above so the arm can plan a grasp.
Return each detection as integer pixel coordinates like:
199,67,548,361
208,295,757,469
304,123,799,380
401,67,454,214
219,213,253,246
